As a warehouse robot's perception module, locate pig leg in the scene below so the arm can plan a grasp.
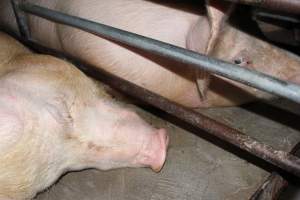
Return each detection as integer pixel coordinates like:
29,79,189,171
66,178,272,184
193,0,235,99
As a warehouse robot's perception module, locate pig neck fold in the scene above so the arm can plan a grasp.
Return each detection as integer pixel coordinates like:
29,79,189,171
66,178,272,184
0,35,92,199
0,74,75,200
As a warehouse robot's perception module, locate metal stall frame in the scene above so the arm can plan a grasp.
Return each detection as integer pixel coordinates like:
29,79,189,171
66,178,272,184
9,0,300,199
250,143,300,200
223,0,300,14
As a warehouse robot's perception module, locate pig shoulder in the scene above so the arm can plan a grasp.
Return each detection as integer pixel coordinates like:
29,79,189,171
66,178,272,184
0,98,23,155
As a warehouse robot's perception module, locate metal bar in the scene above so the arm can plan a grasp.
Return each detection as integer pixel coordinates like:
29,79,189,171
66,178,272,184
250,142,300,199
249,172,288,200
77,52,300,178
253,11,300,26
10,0,30,39
18,3,300,105
23,39,300,178
223,0,300,14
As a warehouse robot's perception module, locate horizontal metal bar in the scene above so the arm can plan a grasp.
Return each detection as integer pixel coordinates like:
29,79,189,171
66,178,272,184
250,142,300,200
249,172,287,200
223,0,300,14
254,11,300,25
19,3,300,105
24,39,300,178
249,143,300,200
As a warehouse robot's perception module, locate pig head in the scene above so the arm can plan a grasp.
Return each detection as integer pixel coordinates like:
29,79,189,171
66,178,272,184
0,32,168,200
188,1,300,106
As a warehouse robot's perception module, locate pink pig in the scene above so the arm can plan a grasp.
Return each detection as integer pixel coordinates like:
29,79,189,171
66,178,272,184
1,0,300,107
0,32,168,200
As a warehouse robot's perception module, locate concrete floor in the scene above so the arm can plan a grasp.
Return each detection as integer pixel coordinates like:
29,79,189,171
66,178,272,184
35,98,300,200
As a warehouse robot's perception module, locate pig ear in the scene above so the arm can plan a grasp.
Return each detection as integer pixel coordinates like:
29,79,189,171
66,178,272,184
194,0,235,99
205,0,235,54
186,17,211,100
0,108,23,153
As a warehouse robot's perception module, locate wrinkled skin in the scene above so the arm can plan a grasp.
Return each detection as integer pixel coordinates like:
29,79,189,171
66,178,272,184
0,32,168,200
0,0,300,107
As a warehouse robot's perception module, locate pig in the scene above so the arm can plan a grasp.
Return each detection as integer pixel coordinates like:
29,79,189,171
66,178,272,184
0,32,169,200
0,0,299,107
195,0,235,99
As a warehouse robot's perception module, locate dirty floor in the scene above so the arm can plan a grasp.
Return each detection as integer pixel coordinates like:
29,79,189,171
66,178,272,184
35,98,300,200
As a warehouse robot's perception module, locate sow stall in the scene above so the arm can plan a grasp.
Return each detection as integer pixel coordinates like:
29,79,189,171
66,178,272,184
6,0,300,199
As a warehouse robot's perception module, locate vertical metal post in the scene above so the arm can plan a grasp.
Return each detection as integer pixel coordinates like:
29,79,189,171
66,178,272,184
11,0,31,39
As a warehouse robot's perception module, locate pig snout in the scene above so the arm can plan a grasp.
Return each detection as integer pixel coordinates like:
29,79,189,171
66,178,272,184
118,109,169,171
134,128,169,172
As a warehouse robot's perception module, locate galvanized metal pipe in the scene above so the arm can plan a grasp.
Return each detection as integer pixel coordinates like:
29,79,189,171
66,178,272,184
223,0,300,14
19,3,300,105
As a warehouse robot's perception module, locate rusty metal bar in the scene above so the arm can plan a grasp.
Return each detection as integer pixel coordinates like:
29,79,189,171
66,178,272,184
76,55,300,178
250,172,288,200
250,142,300,199
97,70,300,179
223,0,300,14
249,144,300,199
17,2,300,105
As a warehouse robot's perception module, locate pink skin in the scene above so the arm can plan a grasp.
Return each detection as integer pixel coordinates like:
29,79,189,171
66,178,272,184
0,0,205,108
0,32,169,200
137,128,169,172
71,100,169,172
1,0,300,107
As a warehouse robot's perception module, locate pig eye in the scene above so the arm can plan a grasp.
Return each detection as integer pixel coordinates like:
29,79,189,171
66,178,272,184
233,57,251,66
234,59,242,65
232,50,252,67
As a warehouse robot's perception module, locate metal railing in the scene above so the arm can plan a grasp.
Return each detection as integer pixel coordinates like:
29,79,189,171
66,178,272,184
223,0,300,14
